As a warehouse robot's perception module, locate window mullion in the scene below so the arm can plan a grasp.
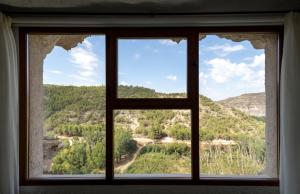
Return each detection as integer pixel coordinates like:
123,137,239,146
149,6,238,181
106,34,117,181
188,32,200,181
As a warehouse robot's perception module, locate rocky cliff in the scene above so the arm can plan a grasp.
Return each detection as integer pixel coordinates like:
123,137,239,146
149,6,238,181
218,92,265,117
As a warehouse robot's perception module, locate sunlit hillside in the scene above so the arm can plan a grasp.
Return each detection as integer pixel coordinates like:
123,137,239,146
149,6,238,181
43,85,266,176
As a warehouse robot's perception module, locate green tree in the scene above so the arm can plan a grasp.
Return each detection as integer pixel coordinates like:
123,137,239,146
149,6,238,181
114,127,137,162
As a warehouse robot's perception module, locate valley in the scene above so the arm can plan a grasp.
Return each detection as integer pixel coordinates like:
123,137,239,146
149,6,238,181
43,85,266,176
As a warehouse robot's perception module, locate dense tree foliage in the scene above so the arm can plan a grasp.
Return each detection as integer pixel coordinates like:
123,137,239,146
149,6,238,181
114,128,137,162
50,124,137,174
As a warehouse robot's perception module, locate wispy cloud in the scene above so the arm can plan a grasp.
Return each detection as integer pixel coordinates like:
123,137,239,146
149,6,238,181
146,81,152,85
159,39,178,46
68,39,101,84
119,72,128,76
166,75,177,81
68,74,97,84
83,39,92,50
145,45,159,53
199,72,209,85
49,70,62,74
120,81,130,86
207,44,245,56
133,53,141,60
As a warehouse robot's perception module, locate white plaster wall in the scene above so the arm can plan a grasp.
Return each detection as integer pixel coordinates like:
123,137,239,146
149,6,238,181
20,185,279,194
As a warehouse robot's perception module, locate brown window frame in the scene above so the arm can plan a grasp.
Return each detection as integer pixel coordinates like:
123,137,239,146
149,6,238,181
19,26,282,186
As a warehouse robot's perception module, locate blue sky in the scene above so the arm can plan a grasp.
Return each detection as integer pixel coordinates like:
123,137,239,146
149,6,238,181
43,35,265,101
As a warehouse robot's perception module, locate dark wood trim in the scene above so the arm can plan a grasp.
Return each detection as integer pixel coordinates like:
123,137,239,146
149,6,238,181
105,34,117,180
189,33,200,180
19,26,283,186
19,26,283,35
19,28,29,185
4,9,294,16
113,99,191,109
19,177,279,186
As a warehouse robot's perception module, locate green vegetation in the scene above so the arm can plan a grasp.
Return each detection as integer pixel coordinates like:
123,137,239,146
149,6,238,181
114,128,137,163
200,143,265,175
126,143,191,174
135,110,175,139
44,85,266,176
168,124,191,140
50,124,137,174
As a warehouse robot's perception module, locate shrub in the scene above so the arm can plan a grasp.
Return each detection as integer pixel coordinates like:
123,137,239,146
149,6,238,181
168,124,191,140
114,127,137,162
140,143,191,156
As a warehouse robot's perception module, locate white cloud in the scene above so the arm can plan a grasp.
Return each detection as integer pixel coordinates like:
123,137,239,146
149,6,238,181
166,75,177,81
120,81,130,86
159,39,178,46
207,44,245,56
199,72,208,85
69,39,101,84
83,39,92,50
250,54,265,67
49,70,62,74
68,74,97,84
207,54,265,87
133,53,141,60
119,72,128,76
146,81,153,85
243,56,253,61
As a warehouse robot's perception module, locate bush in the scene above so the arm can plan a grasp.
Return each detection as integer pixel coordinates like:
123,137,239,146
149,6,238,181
51,125,139,174
125,152,190,174
51,142,87,174
140,143,191,156
114,127,137,162
168,124,191,140
136,121,165,139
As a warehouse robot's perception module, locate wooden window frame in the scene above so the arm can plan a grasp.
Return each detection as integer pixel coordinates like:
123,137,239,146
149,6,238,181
19,26,282,186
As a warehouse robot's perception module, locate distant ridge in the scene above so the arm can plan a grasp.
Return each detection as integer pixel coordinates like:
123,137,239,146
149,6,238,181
218,92,265,117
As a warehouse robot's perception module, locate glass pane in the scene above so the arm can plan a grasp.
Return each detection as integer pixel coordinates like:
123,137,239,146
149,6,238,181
118,38,187,98
28,35,106,177
199,33,268,176
114,110,191,178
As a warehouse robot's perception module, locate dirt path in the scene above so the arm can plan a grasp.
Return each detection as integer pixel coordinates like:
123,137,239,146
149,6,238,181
114,136,191,173
114,145,145,173
55,134,236,173
56,135,84,145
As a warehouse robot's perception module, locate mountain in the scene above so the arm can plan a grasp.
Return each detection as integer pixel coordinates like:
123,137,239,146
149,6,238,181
218,92,265,117
43,85,265,142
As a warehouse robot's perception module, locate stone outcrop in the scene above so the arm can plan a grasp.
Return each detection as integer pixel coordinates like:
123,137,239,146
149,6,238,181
219,92,266,117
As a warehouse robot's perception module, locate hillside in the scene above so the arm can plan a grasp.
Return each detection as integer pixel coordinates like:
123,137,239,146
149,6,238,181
218,92,265,117
43,85,266,175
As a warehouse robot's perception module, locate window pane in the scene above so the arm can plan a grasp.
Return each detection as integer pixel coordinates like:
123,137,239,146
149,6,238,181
114,110,191,178
199,33,272,177
118,38,187,98
28,35,106,177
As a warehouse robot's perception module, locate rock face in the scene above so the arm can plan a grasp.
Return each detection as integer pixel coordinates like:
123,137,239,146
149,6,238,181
218,92,265,117
43,137,64,174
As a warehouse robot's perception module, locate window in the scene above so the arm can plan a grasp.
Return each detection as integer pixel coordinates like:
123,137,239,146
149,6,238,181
19,27,281,185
